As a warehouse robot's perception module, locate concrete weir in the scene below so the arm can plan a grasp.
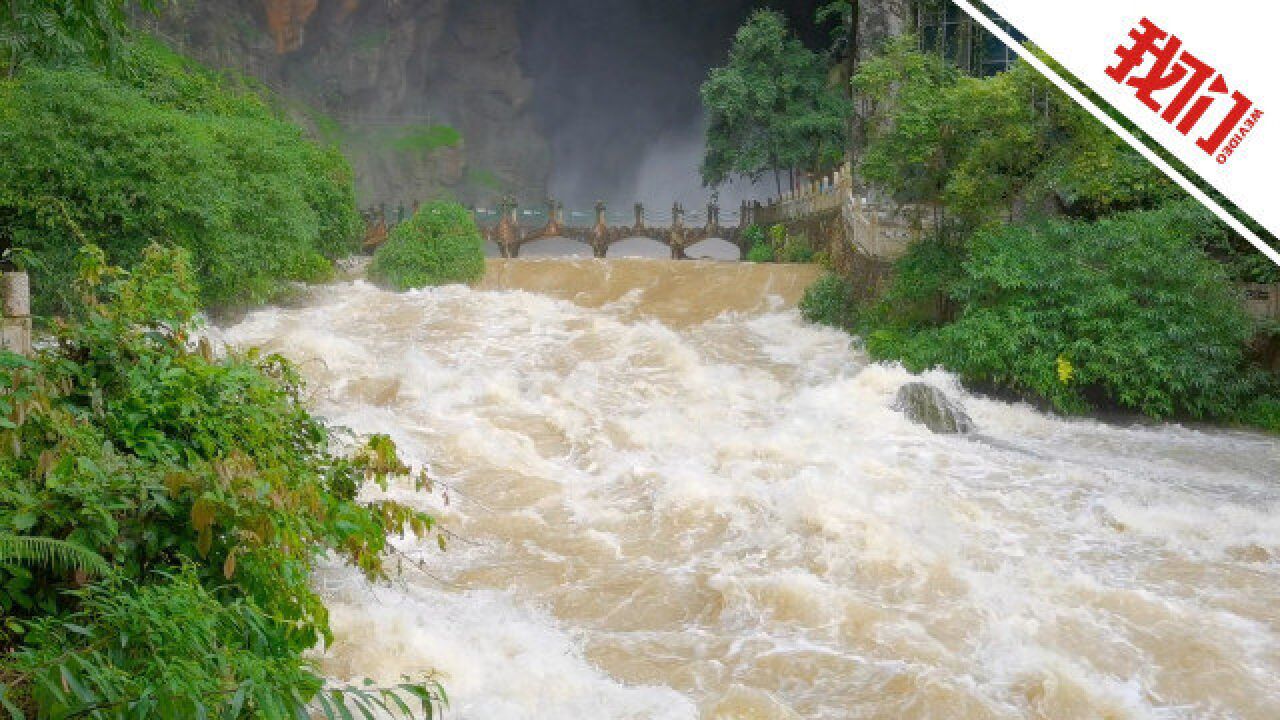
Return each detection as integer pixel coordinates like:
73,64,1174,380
477,197,751,260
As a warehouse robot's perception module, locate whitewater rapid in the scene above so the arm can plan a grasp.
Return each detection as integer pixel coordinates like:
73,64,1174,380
221,259,1280,719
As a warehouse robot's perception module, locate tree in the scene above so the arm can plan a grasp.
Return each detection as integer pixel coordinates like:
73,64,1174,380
0,40,362,315
853,38,1176,230
0,0,166,76
700,10,850,193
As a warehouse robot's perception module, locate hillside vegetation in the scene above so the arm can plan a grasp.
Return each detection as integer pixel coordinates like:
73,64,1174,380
0,40,362,316
795,36,1280,430
1,4,448,716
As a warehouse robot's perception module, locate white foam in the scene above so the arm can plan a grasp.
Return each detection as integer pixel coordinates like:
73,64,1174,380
223,272,1280,718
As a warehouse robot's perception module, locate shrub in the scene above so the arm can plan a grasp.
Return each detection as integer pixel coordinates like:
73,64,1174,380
872,206,1256,419
369,201,486,290
0,246,445,717
1239,395,1280,434
861,236,965,331
746,241,775,263
800,273,858,329
742,224,772,262
774,226,817,263
0,39,362,316
779,244,816,263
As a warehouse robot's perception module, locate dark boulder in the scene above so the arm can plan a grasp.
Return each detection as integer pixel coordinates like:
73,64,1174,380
893,382,975,434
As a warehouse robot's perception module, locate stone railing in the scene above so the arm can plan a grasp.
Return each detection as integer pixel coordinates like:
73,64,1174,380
751,163,929,263
753,164,853,225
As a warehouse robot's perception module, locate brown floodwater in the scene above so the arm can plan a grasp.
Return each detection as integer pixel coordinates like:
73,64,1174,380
221,258,1280,719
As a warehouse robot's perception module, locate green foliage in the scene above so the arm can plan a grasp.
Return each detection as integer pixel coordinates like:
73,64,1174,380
744,224,817,263
0,246,446,716
746,241,775,263
800,273,858,329
295,102,348,148
854,35,959,213
390,124,462,156
772,225,816,263
370,201,486,290
0,39,361,316
701,10,849,190
0,535,109,578
7,569,445,719
743,225,772,262
862,236,964,330
0,0,166,74
1238,395,1280,434
854,37,1176,229
868,206,1256,419
845,37,1279,428
816,1,854,49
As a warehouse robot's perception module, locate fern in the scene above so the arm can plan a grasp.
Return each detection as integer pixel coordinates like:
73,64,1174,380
0,534,109,577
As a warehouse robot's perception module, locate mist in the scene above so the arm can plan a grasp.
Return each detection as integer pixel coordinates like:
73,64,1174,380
518,0,824,215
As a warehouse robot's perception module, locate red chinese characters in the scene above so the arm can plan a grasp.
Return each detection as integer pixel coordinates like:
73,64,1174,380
1106,18,1263,164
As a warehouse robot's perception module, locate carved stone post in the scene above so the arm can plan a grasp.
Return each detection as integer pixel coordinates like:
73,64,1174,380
1,271,32,357
538,197,563,239
495,195,520,258
670,202,686,259
591,201,609,258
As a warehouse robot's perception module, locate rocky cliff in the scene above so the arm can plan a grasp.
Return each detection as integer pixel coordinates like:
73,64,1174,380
145,0,551,209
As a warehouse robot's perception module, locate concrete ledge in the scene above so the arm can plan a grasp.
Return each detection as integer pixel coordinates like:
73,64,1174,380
1242,283,1280,321
1,271,32,356
0,317,31,356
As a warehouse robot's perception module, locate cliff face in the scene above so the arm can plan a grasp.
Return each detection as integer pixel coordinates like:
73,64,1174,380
148,0,550,209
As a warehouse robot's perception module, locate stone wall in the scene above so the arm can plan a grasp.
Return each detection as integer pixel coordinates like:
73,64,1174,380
142,0,551,208
750,163,928,298
1242,283,1280,322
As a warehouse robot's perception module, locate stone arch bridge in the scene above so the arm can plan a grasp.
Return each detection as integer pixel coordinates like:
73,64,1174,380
477,198,751,259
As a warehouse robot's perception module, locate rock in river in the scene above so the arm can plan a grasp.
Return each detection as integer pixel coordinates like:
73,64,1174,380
894,382,975,434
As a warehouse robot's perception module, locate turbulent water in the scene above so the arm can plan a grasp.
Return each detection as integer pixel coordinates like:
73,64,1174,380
221,259,1280,719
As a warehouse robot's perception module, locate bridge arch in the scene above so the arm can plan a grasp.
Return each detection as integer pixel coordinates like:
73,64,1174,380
685,237,743,261
606,236,673,259
517,236,594,257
